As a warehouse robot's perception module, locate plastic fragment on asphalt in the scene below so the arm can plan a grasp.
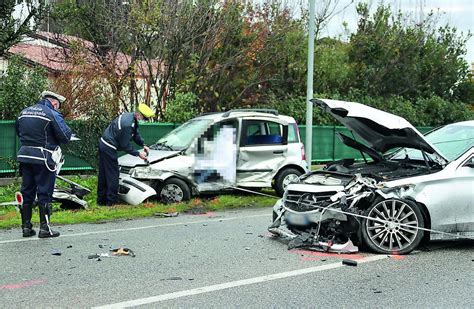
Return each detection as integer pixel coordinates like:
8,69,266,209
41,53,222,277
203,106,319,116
111,247,136,257
154,212,179,217
88,253,112,259
51,249,62,256
342,259,358,267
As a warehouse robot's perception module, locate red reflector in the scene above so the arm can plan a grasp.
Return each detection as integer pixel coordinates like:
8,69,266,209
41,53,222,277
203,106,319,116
301,145,306,161
15,192,23,205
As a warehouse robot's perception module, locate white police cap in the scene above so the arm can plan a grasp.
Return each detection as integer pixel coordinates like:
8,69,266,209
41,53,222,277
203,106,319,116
41,91,66,104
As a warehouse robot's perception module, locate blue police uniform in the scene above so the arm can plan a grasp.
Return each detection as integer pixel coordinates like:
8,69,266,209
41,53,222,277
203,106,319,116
16,98,72,238
97,112,145,206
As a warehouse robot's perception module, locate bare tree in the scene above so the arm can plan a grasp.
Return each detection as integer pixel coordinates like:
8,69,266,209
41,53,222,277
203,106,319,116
0,0,48,56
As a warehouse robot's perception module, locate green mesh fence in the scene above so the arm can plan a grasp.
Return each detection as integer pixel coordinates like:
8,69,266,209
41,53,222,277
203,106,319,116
0,120,18,173
0,120,433,174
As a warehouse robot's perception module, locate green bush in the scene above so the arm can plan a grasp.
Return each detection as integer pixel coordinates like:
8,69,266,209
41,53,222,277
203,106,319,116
414,96,472,126
162,92,198,123
0,56,48,120
257,93,336,125
62,103,112,170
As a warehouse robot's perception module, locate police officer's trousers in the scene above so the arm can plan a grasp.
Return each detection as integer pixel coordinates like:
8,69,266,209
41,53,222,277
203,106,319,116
97,140,119,206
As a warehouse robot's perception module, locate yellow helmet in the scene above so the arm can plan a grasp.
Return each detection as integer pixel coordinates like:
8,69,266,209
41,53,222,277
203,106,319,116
138,103,155,118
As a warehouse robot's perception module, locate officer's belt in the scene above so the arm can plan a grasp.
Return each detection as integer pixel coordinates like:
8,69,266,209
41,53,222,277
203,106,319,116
24,146,55,153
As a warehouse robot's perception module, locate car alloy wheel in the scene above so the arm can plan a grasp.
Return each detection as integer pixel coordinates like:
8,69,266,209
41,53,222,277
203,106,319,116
362,198,424,255
158,178,191,203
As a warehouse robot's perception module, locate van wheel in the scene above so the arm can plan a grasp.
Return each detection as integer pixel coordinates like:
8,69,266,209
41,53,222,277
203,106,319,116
274,168,302,197
157,178,191,204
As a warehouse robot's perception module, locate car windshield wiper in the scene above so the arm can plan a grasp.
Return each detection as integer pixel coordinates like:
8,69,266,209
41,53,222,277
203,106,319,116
150,142,174,151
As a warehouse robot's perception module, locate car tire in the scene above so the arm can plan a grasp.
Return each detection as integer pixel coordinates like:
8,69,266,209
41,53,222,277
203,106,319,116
274,168,302,197
361,198,424,255
157,178,191,204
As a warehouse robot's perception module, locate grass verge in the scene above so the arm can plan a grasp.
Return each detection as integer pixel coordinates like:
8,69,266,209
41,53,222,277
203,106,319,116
0,175,277,230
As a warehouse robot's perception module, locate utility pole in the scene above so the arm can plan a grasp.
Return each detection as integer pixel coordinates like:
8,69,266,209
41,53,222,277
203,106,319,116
305,0,316,168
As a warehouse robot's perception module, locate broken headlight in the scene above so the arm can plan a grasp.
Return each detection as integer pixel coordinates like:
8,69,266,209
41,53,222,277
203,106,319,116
129,166,156,178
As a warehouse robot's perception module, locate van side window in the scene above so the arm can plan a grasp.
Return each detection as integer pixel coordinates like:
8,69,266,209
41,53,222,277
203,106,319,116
288,123,299,143
242,120,284,146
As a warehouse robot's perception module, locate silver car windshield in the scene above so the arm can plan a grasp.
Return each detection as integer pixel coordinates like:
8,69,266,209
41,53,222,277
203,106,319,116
150,119,213,151
390,123,474,162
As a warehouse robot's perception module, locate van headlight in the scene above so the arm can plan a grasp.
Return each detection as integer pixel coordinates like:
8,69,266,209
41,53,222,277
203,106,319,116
130,166,151,178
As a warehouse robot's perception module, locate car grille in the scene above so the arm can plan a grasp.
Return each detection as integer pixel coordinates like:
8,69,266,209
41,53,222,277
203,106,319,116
119,166,132,175
284,190,337,212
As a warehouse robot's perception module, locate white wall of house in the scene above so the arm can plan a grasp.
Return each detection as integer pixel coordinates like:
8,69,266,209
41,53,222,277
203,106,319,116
0,58,8,76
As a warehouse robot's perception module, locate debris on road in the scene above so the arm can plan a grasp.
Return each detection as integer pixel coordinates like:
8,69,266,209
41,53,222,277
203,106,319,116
51,249,62,256
154,212,179,217
111,247,135,257
88,253,111,259
342,259,358,267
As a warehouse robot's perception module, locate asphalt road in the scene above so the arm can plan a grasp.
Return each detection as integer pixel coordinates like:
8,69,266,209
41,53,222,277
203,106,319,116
1,207,473,308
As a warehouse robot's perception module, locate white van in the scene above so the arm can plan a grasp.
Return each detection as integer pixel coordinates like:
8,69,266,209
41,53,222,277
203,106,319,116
118,109,308,204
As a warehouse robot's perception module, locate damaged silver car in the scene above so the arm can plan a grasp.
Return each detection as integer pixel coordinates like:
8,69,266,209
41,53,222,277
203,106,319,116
270,99,474,255
118,109,308,204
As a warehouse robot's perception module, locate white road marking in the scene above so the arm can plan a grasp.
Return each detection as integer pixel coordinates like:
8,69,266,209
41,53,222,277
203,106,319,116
93,255,388,308
0,213,268,245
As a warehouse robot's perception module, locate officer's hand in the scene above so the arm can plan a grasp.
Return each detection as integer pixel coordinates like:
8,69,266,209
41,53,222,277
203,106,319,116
143,145,150,154
138,151,148,161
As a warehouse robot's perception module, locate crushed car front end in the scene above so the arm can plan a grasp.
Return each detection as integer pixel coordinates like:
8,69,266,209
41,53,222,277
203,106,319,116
270,169,432,254
268,98,458,255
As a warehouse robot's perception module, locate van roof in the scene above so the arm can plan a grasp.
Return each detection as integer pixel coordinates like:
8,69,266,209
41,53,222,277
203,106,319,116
195,110,297,123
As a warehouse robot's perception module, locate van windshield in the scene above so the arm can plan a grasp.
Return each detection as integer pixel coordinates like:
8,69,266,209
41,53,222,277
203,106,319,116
150,119,213,151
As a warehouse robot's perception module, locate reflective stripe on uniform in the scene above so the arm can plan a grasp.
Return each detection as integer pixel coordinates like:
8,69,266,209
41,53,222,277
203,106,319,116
17,155,47,161
118,114,122,130
18,115,51,122
100,137,117,150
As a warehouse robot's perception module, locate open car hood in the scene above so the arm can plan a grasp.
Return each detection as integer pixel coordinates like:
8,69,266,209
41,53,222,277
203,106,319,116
118,149,180,167
336,132,383,162
313,99,447,161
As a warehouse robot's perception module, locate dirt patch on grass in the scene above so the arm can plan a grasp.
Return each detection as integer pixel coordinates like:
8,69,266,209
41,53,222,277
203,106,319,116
0,212,18,221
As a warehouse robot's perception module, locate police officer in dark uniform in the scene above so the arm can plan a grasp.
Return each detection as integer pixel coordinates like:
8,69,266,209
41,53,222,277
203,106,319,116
16,91,73,238
97,104,155,206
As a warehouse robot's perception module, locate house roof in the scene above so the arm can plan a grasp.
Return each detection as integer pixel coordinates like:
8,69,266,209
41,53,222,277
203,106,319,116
7,32,161,77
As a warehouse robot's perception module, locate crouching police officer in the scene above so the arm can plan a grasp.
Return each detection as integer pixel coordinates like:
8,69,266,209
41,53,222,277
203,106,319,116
97,103,155,206
15,91,73,238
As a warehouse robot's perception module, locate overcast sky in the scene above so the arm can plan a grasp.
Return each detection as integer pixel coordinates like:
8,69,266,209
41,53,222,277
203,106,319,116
317,0,474,64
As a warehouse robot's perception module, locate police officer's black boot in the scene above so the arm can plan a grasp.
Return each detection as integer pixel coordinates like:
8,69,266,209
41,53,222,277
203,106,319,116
38,203,60,238
20,204,36,237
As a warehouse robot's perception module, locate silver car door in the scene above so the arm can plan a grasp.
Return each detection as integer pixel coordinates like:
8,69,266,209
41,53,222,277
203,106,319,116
237,117,288,187
419,149,474,234
452,152,474,232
